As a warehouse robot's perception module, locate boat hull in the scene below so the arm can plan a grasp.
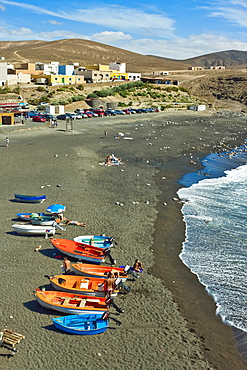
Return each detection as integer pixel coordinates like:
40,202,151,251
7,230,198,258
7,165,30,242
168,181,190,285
50,275,118,298
73,235,113,249
31,218,56,226
51,238,106,264
14,193,46,203
72,263,127,281
52,314,108,335
35,293,107,315
12,224,56,236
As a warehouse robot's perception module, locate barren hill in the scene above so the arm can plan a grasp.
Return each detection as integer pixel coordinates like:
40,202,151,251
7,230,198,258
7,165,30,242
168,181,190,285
149,50,247,69
181,69,247,109
181,50,247,69
0,39,190,72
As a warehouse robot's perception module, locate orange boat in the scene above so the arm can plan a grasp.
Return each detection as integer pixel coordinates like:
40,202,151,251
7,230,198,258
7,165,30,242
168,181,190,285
50,238,115,264
49,275,119,298
72,263,128,281
35,290,109,315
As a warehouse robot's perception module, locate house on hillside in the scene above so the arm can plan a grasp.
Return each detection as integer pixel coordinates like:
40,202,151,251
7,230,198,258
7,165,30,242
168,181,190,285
209,66,226,70
0,62,31,86
128,72,141,81
32,74,85,86
74,68,111,83
58,64,75,75
35,62,59,75
188,66,204,70
141,77,179,85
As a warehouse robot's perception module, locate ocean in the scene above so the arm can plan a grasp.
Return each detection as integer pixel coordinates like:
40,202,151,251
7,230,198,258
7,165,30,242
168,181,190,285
177,143,247,333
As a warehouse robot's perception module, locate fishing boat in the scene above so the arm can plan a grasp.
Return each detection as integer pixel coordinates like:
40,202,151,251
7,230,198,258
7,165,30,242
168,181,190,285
72,263,128,281
52,313,109,335
17,212,47,221
30,216,57,226
51,238,112,264
14,193,46,203
34,290,109,315
49,275,118,297
73,235,114,249
12,223,56,236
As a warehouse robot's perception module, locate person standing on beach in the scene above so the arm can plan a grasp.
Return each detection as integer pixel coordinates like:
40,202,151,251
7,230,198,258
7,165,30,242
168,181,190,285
6,137,9,147
104,131,108,139
63,257,71,274
133,259,144,272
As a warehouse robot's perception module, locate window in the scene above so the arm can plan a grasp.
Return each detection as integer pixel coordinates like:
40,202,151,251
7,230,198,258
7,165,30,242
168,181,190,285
54,77,58,81
68,77,72,81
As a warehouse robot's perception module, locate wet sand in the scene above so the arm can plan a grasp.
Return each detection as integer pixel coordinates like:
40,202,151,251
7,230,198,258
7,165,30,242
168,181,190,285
0,111,246,369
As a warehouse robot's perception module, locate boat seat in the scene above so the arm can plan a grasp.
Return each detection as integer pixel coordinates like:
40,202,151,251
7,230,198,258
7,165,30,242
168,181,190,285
78,299,87,307
62,299,71,306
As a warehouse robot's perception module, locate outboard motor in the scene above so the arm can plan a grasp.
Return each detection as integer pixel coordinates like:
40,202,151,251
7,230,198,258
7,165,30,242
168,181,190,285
104,248,116,265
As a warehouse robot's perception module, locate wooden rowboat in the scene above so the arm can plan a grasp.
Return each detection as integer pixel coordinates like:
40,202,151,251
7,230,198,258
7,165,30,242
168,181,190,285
72,263,128,281
49,275,118,297
52,313,109,335
50,238,108,264
73,235,114,249
14,193,46,203
12,223,56,236
34,290,109,315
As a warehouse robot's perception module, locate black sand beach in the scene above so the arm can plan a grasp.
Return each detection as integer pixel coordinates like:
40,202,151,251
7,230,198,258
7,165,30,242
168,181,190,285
0,111,247,370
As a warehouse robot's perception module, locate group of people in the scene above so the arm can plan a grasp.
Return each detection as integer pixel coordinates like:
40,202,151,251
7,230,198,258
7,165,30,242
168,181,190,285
104,154,123,166
62,257,144,298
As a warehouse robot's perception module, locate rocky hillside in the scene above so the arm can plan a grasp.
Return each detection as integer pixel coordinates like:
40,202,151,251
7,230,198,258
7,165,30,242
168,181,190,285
182,70,247,109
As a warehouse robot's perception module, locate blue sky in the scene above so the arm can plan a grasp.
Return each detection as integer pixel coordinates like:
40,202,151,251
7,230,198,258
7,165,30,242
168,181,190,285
0,0,246,59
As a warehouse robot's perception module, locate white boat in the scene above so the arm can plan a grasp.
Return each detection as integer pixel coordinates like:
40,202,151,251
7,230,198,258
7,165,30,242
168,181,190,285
12,223,56,236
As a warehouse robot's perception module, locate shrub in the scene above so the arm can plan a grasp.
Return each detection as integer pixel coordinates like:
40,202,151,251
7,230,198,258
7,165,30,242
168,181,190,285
36,86,46,92
87,93,98,99
119,90,129,98
72,95,84,102
76,85,84,91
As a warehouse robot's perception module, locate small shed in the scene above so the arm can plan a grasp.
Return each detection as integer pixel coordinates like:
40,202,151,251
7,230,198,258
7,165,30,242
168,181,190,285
0,112,15,125
45,105,64,115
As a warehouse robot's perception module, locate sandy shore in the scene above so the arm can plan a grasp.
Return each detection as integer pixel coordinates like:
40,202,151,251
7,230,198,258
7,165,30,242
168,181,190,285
0,111,246,370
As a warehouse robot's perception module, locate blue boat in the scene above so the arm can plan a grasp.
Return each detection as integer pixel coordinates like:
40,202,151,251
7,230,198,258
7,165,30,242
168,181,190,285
14,194,46,203
73,235,114,249
52,313,109,335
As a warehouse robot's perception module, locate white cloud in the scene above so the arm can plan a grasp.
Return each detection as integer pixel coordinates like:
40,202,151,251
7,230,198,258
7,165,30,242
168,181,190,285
43,20,62,25
0,1,175,36
0,25,32,37
0,4,5,10
37,30,87,40
90,31,132,43
118,33,247,59
207,1,247,28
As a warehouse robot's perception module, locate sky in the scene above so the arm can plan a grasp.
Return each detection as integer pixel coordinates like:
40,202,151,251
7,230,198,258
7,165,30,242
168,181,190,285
0,0,246,59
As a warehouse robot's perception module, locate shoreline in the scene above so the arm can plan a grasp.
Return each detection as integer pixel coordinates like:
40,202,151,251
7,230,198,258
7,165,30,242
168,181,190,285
0,111,246,369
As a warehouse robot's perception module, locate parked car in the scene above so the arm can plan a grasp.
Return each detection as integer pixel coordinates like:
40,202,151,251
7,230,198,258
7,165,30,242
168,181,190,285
56,114,72,120
41,114,55,121
114,110,126,115
104,110,116,116
28,111,39,117
32,115,46,122
84,111,93,118
74,109,84,113
123,109,131,114
127,109,137,114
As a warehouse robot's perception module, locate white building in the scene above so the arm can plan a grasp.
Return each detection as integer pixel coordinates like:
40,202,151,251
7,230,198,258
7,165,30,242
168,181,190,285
109,62,126,73
128,72,141,81
35,62,59,75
